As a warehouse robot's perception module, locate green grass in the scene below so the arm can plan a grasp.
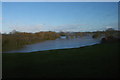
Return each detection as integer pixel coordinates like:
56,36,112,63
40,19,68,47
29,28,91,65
2,42,119,79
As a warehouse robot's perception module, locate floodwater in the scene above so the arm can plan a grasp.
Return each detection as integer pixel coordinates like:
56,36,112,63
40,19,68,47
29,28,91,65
4,36,102,53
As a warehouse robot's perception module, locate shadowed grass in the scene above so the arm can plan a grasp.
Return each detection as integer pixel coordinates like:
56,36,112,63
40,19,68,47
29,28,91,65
2,42,119,79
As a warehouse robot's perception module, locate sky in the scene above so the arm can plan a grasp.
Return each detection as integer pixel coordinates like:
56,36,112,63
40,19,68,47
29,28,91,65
0,3,1,31
1,0,120,2
2,2,118,33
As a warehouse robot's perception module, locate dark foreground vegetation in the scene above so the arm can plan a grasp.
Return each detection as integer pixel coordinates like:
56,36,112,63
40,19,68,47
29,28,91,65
3,42,119,79
101,36,120,43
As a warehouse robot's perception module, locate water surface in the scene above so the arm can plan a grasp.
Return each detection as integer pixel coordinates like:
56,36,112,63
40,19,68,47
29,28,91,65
4,36,102,53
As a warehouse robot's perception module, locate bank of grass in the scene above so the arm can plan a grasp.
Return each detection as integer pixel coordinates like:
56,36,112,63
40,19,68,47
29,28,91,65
3,42,119,79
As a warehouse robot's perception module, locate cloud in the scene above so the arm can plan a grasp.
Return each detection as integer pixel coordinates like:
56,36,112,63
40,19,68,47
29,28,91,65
3,24,92,33
3,23,115,33
8,24,45,33
53,24,94,32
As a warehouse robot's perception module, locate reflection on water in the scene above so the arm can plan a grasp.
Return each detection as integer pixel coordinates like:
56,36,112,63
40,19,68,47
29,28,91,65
4,36,102,53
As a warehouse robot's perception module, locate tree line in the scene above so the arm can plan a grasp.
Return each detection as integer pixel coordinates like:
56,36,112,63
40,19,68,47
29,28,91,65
2,31,60,51
2,28,120,51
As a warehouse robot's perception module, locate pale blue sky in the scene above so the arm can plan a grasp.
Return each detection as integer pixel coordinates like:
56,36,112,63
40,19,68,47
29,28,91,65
2,2,118,33
0,2,2,33
1,0,119,2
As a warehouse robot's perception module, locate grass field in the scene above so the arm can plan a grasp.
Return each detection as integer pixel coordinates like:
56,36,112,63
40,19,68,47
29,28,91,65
2,42,119,79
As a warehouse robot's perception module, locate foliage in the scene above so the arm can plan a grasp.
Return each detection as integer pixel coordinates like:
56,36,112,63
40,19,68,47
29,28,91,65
106,28,115,32
74,32,86,37
92,33,101,38
2,31,60,51
2,29,120,51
